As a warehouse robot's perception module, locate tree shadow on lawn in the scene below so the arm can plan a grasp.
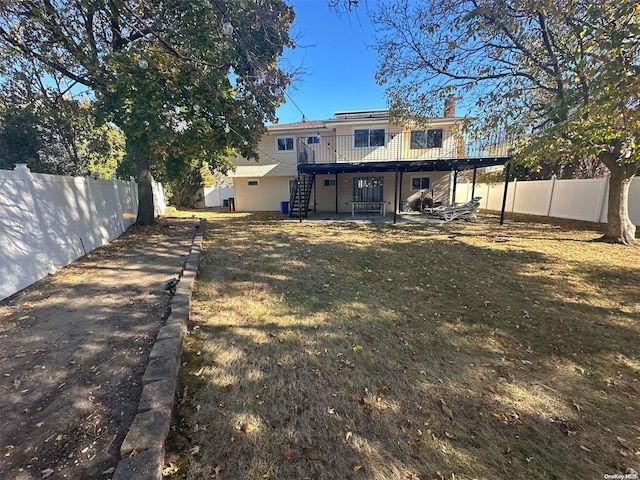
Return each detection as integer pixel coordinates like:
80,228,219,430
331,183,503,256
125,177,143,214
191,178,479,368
172,219,639,480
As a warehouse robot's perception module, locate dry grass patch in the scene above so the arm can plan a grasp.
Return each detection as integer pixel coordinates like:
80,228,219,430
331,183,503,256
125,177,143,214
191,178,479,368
164,211,640,480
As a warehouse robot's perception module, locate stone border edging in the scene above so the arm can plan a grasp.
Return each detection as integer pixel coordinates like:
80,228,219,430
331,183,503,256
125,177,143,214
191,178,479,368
112,219,205,480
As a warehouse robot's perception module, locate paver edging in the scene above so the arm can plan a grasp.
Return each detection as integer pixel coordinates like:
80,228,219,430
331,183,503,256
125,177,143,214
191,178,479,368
112,218,205,480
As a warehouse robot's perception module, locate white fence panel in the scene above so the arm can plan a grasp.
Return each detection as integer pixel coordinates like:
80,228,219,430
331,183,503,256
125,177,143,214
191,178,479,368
485,182,508,211
204,186,234,207
511,180,554,216
549,178,607,222
0,165,164,301
0,169,50,297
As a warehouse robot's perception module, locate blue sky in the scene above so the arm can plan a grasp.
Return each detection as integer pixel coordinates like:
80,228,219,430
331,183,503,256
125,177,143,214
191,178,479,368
275,1,388,124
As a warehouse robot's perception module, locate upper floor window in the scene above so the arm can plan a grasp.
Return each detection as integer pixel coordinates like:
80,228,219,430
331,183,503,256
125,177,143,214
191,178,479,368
354,129,385,148
277,137,295,152
410,129,443,149
306,136,320,145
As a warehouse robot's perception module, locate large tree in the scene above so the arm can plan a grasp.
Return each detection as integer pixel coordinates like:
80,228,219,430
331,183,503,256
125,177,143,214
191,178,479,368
0,0,294,224
371,0,640,244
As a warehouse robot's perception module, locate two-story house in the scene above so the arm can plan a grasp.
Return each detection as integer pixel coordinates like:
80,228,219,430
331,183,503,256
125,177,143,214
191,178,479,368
229,102,510,219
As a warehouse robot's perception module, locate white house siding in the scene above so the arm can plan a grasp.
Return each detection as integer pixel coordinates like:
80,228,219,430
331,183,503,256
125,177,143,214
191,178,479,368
401,171,451,205
232,176,293,212
313,175,339,212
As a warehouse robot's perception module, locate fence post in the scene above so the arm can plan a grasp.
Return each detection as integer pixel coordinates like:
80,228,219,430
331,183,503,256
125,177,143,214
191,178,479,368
112,175,126,234
511,178,517,212
597,173,610,223
547,175,557,217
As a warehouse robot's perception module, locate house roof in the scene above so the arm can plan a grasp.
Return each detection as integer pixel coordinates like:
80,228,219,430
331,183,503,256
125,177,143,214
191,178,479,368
229,163,297,178
267,120,326,132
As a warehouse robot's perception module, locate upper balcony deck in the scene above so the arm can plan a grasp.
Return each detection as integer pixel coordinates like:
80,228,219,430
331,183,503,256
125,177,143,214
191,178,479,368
295,131,513,165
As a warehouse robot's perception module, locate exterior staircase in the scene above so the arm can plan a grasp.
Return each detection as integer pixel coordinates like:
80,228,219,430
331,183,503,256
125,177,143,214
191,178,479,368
289,173,314,218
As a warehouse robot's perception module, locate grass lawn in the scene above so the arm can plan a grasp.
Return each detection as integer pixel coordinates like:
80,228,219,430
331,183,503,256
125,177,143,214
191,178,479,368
164,210,639,480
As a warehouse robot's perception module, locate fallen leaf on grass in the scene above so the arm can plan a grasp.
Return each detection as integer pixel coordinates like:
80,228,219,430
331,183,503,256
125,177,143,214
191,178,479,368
213,463,223,479
101,466,116,475
354,465,362,471
281,450,293,460
189,445,200,455
439,399,454,421
42,469,54,478
580,445,591,452
408,438,421,448
303,447,321,460
353,345,364,353
161,463,178,475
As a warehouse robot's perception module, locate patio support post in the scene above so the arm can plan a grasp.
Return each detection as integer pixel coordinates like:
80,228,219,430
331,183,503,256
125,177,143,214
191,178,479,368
399,170,404,211
335,173,338,213
313,173,317,213
298,174,302,223
500,162,511,225
393,167,399,224
471,167,477,200
452,170,458,204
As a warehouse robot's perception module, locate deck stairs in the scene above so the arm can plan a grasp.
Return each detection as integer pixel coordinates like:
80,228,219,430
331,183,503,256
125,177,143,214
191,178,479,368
289,173,314,218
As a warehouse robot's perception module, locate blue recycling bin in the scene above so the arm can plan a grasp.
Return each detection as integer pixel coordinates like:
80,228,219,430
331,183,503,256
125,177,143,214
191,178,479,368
280,201,289,215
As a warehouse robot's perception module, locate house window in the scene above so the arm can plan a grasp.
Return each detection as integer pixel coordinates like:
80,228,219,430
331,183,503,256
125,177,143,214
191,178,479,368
277,137,295,151
353,176,384,202
411,177,431,190
354,129,385,148
323,178,336,187
247,179,260,187
410,129,443,149
307,136,320,145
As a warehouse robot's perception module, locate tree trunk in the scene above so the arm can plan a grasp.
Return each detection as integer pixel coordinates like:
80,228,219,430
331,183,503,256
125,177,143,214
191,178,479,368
134,148,156,226
599,151,638,245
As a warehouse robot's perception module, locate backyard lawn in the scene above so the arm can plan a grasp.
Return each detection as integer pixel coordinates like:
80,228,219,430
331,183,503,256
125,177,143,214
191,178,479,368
164,211,639,480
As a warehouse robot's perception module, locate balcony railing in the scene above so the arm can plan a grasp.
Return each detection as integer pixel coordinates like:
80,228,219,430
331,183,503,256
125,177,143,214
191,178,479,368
296,131,513,165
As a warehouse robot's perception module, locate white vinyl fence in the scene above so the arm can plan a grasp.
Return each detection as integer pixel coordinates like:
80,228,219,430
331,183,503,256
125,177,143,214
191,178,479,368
454,175,640,226
0,164,166,301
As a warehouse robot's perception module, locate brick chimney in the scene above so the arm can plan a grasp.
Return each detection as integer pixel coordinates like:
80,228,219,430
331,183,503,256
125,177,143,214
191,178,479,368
444,95,456,118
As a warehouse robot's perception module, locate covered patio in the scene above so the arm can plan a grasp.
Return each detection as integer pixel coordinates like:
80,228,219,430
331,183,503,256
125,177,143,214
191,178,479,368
295,156,513,224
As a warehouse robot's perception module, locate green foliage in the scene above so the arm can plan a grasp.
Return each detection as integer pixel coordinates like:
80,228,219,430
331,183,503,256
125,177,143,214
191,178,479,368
0,107,42,170
0,0,295,222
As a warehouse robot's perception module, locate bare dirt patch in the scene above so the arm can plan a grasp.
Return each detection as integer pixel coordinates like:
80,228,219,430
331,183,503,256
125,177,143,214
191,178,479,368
0,217,197,480
165,211,639,480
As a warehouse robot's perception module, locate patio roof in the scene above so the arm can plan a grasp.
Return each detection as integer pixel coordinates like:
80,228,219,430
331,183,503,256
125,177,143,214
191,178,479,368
297,157,510,175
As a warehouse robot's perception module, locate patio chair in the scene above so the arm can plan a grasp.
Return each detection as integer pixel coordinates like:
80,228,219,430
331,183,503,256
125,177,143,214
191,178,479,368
424,197,481,222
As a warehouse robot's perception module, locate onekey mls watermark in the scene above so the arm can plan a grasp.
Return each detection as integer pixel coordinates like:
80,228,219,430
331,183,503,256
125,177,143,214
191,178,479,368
604,473,638,480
